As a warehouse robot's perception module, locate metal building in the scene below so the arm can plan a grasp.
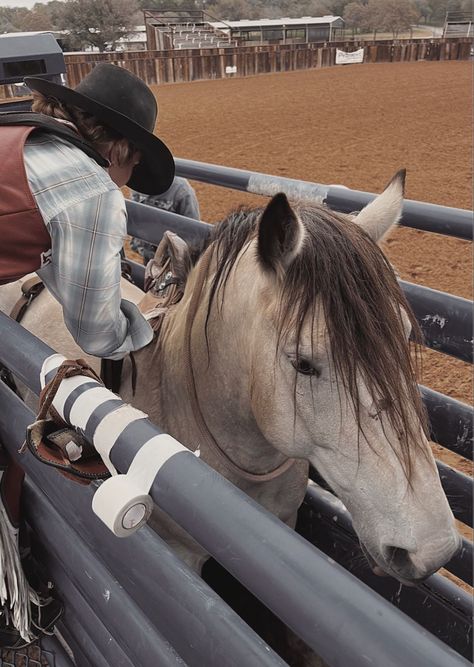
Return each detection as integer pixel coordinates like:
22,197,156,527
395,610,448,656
210,16,345,45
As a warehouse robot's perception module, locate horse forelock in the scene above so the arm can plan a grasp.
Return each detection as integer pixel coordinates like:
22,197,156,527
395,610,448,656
200,203,427,479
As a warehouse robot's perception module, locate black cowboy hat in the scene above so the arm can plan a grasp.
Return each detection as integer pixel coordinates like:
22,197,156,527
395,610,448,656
24,63,174,195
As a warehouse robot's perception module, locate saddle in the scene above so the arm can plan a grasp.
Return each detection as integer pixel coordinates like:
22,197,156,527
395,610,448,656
101,230,191,395
138,230,191,333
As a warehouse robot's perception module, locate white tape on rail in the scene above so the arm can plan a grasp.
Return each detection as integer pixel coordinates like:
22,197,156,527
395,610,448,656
40,355,147,476
93,404,148,474
40,355,188,537
92,434,188,537
40,354,65,389
68,386,119,430
247,174,329,203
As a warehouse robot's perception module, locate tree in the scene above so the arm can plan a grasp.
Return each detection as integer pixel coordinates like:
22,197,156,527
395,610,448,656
136,1,357,22
58,0,140,51
325,0,354,16
418,0,469,25
343,1,370,32
16,3,60,32
206,0,255,21
366,0,420,37
302,1,333,17
136,0,199,12
414,0,432,23
0,7,31,33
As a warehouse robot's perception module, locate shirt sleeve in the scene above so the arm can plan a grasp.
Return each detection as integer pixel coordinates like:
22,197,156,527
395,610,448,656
37,188,153,359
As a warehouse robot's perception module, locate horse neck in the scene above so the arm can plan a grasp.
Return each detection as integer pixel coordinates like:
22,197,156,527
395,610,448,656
141,250,291,469
127,248,309,522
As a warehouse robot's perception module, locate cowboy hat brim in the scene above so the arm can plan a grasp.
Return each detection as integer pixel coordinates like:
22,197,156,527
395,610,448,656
24,75,175,195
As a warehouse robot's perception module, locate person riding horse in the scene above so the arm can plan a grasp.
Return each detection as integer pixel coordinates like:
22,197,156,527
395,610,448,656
0,64,175,644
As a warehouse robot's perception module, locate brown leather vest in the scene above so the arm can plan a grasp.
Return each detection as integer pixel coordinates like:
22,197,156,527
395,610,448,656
0,125,52,285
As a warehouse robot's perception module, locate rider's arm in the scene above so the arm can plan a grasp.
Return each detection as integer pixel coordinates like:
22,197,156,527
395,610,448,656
37,188,153,359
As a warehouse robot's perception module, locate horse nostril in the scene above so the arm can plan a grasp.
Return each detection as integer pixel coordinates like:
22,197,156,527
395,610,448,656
382,545,413,570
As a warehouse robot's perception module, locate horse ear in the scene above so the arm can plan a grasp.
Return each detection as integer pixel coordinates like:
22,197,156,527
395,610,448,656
258,193,304,273
356,169,406,243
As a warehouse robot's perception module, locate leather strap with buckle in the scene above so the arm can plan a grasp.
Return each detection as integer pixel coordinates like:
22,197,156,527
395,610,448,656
9,277,45,323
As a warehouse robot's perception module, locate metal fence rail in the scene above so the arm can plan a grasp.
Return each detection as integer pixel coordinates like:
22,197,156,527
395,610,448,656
297,484,473,661
0,381,284,667
401,281,473,363
0,313,469,667
420,386,473,460
25,480,187,667
173,158,474,240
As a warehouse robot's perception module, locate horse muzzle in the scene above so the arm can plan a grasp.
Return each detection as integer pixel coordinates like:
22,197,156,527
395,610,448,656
360,534,462,587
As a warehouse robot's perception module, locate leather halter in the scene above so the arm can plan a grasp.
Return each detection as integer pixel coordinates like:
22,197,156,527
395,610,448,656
182,246,296,484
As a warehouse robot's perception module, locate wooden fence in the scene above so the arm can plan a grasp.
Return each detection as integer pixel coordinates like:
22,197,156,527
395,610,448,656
0,38,471,99
63,38,472,88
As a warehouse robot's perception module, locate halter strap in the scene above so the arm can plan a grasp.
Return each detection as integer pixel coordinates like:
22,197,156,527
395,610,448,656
9,277,45,323
183,246,296,484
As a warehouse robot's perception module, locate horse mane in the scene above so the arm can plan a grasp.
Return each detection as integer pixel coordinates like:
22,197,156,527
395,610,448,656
197,203,427,479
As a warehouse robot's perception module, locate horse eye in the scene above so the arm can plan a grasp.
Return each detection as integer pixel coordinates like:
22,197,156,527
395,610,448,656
292,358,321,377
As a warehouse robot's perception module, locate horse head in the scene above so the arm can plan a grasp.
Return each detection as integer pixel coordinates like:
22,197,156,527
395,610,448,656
185,170,460,585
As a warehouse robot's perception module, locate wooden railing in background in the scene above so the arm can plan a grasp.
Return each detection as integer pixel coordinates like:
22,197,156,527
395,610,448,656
1,38,471,98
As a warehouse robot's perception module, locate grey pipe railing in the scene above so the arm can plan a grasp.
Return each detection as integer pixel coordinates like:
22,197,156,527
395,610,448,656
298,484,473,661
0,384,285,666
24,480,186,667
174,157,473,240
0,313,469,667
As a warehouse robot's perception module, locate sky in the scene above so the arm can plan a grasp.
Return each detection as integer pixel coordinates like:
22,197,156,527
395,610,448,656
1,0,61,8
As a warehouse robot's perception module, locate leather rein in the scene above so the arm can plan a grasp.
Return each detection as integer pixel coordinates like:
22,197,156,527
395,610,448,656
182,246,296,484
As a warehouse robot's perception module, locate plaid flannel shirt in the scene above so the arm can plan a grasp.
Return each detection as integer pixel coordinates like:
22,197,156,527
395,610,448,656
23,130,153,359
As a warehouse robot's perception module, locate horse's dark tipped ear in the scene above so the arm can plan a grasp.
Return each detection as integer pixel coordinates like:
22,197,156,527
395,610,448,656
385,168,406,195
258,193,303,273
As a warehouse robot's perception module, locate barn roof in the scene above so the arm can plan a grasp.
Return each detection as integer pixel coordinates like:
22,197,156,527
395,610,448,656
210,16,343,30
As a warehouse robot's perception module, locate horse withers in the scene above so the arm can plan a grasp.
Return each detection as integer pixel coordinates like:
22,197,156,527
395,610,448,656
0,171,461,585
